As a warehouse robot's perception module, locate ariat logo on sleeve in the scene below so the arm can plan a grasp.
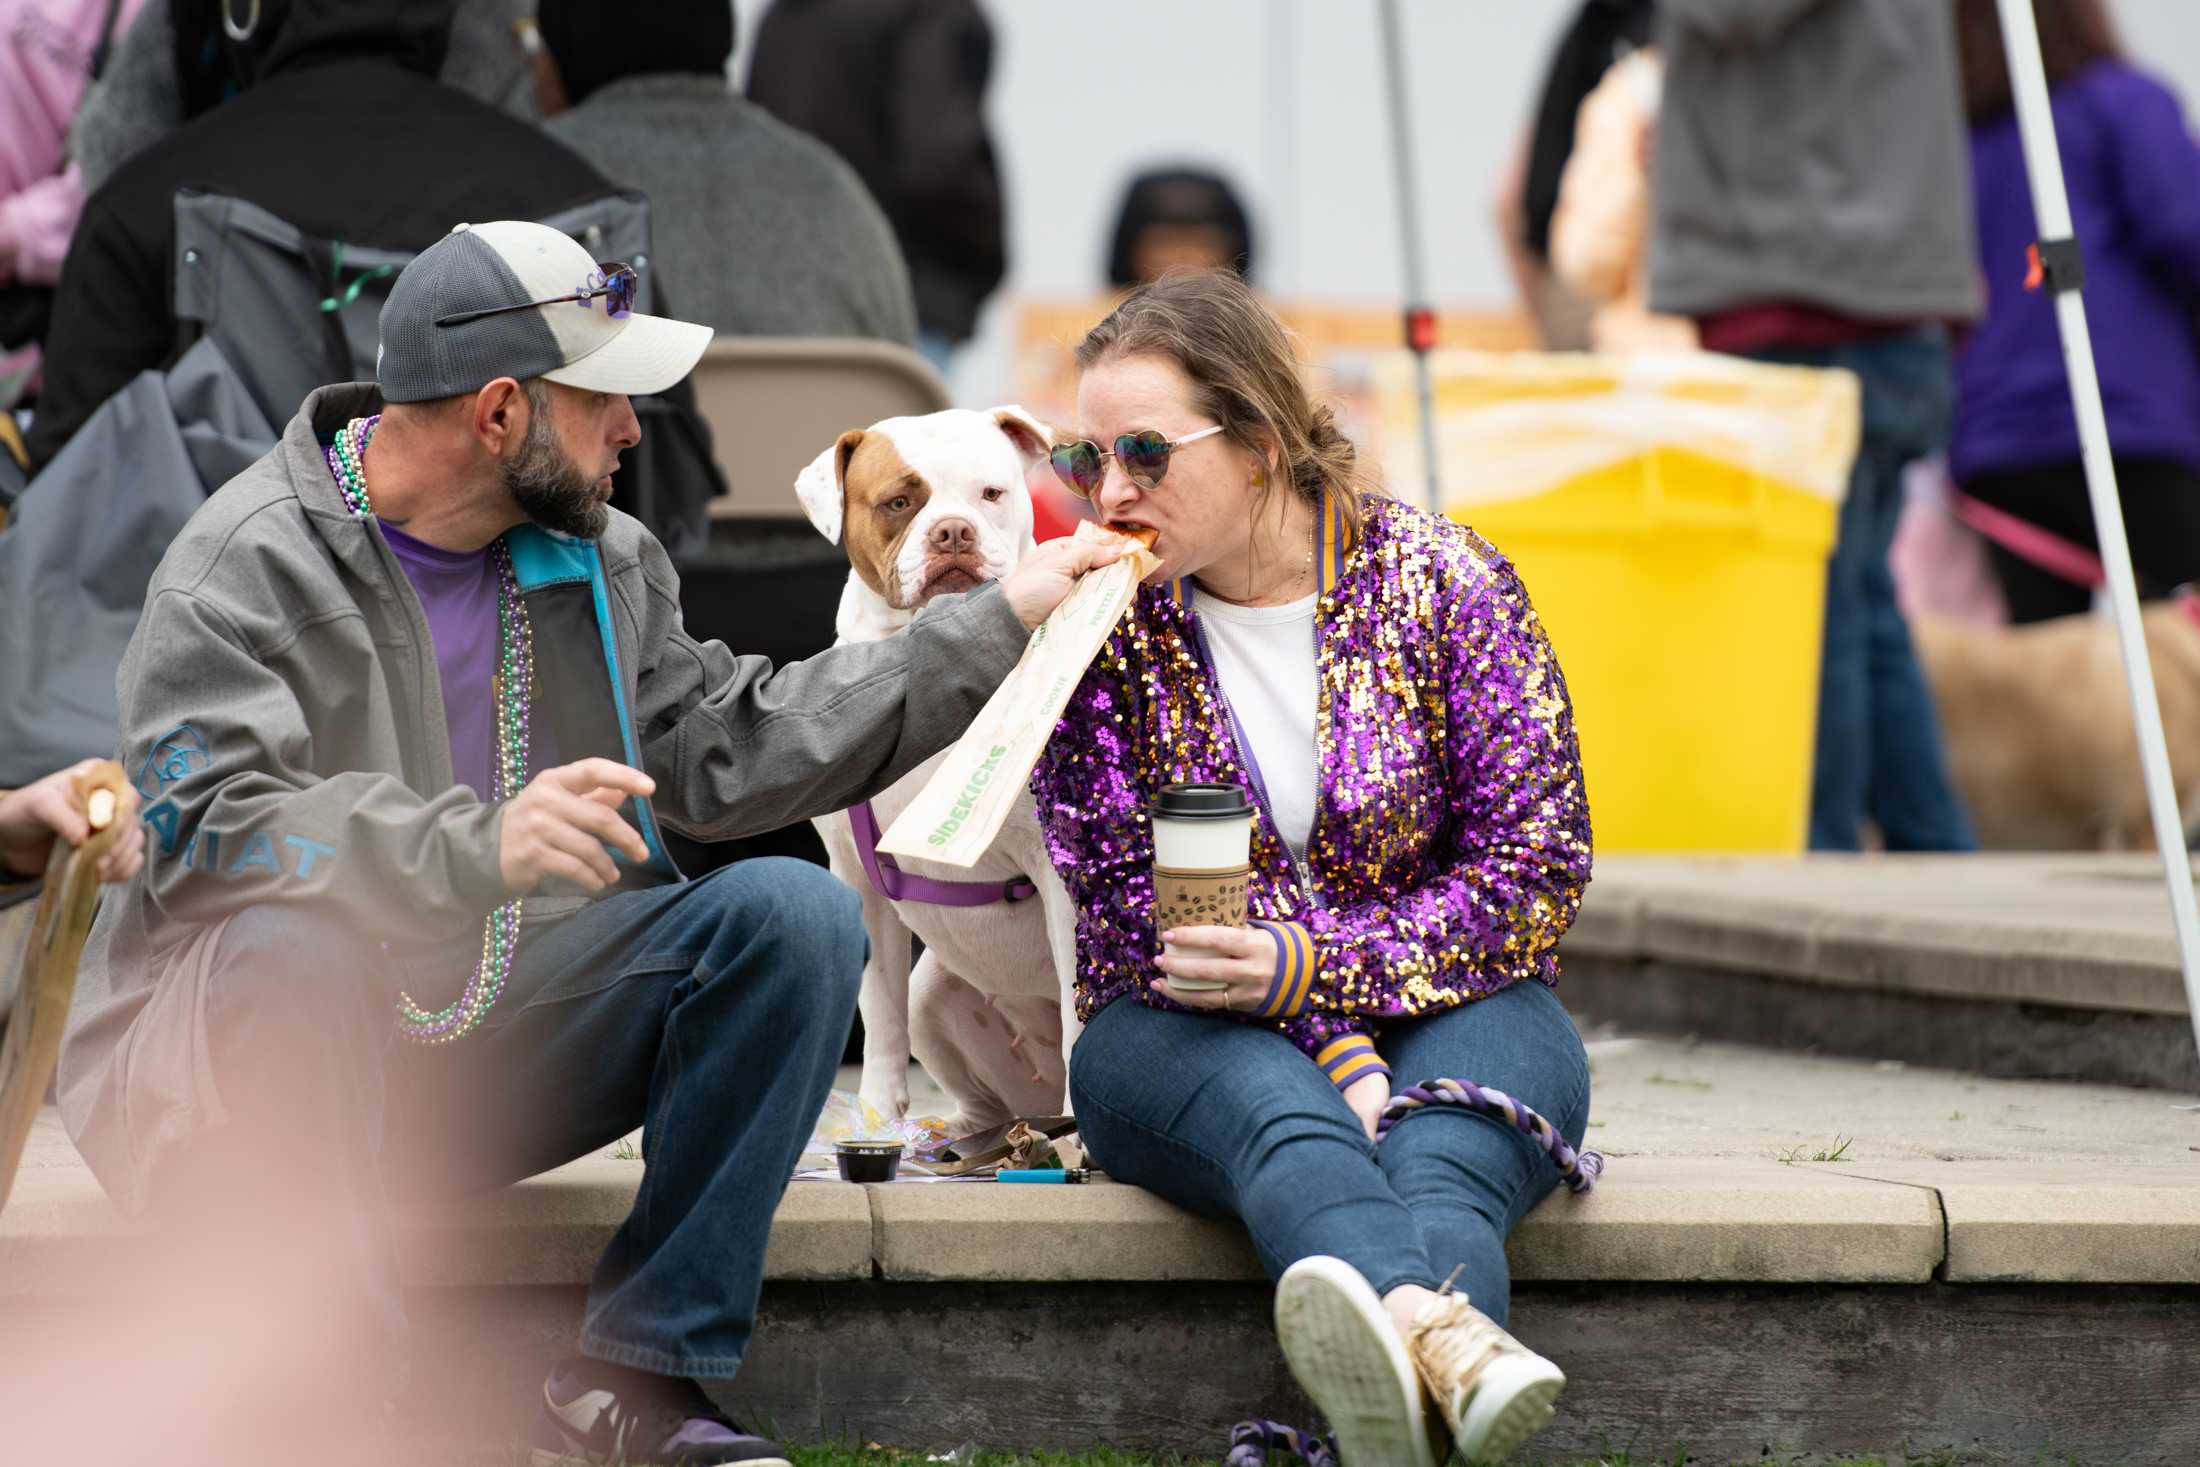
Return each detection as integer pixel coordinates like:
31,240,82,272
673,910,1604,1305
136,725,211,798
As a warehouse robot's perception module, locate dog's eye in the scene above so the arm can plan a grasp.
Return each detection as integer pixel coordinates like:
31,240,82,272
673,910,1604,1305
982,486,1007,503
885,496,912,514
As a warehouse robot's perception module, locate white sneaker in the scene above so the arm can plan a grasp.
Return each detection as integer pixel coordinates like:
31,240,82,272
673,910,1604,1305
1272,1257,1445,1467
1406,1290,1566,1464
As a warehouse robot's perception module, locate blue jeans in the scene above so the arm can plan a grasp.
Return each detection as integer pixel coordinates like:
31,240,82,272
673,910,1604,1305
1068,980,1590,1328
1749,332,1977,852
193,858,862,1387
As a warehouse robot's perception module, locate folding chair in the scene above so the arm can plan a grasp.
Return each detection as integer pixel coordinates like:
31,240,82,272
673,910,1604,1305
688,336,950,518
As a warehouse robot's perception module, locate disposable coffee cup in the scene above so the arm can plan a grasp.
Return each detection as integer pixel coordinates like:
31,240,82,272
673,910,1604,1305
1151,783,1256,989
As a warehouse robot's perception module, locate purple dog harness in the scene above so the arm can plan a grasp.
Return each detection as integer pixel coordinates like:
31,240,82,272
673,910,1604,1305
847,801,1038,907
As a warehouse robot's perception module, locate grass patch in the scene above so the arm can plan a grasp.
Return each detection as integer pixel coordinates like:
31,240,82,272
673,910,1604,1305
1644,1073,1713,1090
1776,1135,1855,1165
473,1442,2059,1466
605,1137,641,1161
772,1452,1998,1466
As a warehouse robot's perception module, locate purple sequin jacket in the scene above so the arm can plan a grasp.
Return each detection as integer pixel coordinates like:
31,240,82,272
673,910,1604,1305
1030,494,1593,1090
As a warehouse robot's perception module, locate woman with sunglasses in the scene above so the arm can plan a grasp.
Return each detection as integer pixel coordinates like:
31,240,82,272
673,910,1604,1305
1031,270,1594,1466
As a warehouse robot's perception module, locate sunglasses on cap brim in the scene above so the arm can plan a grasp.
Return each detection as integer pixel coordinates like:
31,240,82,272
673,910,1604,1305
434,262,638,328
1048,424,1225,499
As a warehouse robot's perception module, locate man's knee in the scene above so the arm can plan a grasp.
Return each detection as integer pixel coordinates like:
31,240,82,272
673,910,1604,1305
700,857,864,1005
206,904,390,1037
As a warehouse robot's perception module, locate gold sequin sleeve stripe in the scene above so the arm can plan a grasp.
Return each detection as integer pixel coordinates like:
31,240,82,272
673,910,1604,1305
1251,919,1317,1017
1315,1033,1390,1090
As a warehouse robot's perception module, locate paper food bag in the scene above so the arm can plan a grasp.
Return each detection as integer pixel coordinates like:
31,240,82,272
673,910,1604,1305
878,522,1159,867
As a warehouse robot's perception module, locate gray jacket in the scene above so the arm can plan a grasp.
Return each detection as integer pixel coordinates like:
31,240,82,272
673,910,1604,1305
545,77,919,344
1648,0,1980,323
59,381,1028,1209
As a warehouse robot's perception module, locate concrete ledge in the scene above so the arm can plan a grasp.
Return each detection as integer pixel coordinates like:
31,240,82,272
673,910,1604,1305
866,1174,1260,1281
1510,1159,1942,1283
399,1160,874,1287
1568,953,2200,1090
1830,1163,2200,1284
0,1156,871,1295
1572,854,2193,1016
1568,855,2200,1088
866,1162,1942,1285
9,1144,2198,1463
16,1151,2148,1295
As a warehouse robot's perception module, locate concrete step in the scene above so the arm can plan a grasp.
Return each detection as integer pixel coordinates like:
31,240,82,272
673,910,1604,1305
4,1031,2195,1464
1568,853,2200,1088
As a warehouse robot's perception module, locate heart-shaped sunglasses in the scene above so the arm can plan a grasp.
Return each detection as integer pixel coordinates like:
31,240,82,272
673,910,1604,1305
1048,424,1224,499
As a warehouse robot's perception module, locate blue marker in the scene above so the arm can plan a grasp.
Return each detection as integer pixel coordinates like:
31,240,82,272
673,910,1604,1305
997,1168,1092,1184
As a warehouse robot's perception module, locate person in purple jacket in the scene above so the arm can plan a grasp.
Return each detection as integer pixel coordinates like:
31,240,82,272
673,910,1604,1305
1030,271,1594,1467
1953,0,2200,622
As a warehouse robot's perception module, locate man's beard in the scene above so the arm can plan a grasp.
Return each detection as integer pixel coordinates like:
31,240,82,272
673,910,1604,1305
503,406,609,539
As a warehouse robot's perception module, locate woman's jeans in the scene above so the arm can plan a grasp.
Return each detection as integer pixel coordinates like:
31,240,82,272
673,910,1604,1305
1069,979,1591,1329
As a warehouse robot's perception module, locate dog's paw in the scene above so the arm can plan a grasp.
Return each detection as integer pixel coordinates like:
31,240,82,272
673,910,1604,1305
859,1069,912,1122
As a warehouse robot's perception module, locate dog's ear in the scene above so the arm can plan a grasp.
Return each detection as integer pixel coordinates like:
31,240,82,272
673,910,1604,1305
794,428,865,544
990,406,1053,470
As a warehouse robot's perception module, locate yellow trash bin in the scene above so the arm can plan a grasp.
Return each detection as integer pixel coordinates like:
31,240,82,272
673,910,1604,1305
1379,351,1860,852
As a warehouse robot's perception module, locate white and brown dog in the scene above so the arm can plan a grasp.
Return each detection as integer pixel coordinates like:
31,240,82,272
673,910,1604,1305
796,407,1081,1131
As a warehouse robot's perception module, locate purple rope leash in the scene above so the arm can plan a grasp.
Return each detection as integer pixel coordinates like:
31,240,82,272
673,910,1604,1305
1377,1077,1605,1193
1228,1419,1338,1467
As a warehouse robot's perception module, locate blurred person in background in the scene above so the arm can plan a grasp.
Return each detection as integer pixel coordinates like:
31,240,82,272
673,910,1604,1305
1494,0,1657,351
1545,45,1697,354
1,761,143,1050
23,0,609,472
1951,0,2200,624
0,0,146,406
747,0,1005,376
1107,166,1255,290
1650,0,1981,854
531,0,917,344
1,759,144,893
65,0,536,203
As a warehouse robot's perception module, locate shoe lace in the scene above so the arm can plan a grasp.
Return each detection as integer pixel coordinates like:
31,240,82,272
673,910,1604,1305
1408,1290,1514,1401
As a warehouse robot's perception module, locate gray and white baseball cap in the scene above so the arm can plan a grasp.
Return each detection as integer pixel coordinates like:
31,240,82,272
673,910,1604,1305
377,220,712,403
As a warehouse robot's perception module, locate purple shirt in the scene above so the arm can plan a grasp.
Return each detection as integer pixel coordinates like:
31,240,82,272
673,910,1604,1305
1954,62,2200,485
382,524,498,801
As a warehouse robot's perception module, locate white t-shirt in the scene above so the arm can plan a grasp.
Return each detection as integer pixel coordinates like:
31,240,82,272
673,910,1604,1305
1195,591,1321,859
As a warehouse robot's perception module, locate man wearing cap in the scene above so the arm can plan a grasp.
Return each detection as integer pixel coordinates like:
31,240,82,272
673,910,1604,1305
56,220,1118,1467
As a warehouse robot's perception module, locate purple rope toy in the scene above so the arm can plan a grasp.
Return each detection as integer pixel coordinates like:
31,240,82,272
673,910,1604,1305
1228,1419,1337,1467
1378,1076,1605,1193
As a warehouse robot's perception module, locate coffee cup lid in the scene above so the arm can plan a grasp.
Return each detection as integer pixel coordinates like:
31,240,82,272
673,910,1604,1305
1151,782,1254,821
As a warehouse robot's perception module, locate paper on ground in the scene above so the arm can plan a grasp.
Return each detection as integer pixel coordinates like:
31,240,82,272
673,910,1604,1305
878,521,1159,866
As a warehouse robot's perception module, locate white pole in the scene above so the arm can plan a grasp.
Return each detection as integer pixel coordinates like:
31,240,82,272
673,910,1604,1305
1995,0,2200,1053
1374,0,1443,516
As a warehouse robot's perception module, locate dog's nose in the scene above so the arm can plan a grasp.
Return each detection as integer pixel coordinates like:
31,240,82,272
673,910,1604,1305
928,518,977,555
